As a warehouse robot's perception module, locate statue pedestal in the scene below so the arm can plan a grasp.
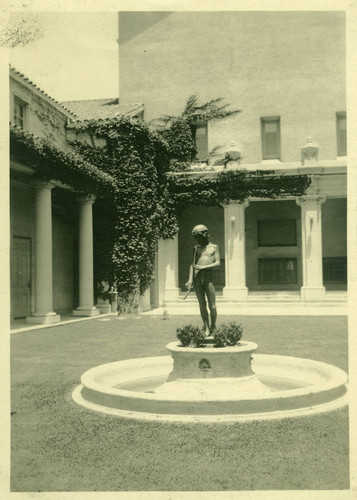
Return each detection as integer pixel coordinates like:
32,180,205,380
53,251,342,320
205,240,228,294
154,341,270,399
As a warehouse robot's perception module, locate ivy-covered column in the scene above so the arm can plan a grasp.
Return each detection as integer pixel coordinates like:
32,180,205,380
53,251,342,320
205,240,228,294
73,195,99,316
296,195,326,300
27,181,60,324
223,200,249,300
158,235,180,305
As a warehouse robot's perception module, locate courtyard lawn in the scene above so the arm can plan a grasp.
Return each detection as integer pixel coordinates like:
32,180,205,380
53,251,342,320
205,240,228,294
11,314,349,491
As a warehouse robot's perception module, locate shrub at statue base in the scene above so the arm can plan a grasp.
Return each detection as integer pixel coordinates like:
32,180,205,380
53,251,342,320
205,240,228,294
176,322,243,348
176,324,206,347
213,322,243,347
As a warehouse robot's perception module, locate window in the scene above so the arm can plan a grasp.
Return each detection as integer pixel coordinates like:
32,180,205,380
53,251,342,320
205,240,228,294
261,117,280,159
194,121,208,161
323,257,347,283
258,219,297,247
259,258,297,284
336,112,347,156
14,97,27,129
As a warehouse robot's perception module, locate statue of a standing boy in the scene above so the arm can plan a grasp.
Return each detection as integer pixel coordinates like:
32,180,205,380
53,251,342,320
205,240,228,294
185,224,220,337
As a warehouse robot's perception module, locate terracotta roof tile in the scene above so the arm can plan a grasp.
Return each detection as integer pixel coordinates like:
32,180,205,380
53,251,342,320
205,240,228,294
62,98,144,122
10,66,144,123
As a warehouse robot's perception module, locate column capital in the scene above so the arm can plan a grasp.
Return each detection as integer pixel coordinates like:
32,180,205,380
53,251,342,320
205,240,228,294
76,194,96,204
223,199,249,208
32,179,56,190
296,194,326,206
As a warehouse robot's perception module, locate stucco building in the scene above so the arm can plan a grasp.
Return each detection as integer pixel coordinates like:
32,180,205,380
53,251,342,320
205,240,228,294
9,67,143,324
118,11,347,310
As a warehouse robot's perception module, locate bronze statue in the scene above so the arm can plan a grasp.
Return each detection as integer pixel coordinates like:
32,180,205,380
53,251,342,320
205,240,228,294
185,224,220,336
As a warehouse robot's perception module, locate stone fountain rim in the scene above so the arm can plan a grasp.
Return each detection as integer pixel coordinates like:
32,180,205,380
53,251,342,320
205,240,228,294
80,353,348,403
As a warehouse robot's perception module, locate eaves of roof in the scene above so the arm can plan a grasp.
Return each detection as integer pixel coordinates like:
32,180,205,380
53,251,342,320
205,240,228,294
10,66,79,120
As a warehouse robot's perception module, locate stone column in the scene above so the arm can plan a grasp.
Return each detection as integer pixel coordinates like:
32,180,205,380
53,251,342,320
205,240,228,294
73,195,99,316
296,195,326,300
158,235,180,305
223,200,249,300
27,181,60,324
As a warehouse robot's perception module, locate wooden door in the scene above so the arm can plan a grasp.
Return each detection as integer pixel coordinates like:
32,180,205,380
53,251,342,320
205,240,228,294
11,237,31,318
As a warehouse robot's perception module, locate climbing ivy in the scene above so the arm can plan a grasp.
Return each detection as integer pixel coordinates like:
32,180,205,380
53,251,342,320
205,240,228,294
71,117,178,312
71,96,310,312
168,169,311,213
10,126,115,196
11,95,311,312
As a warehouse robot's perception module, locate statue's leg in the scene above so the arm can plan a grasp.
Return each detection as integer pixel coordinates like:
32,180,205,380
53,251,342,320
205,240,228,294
206,280,217,333
194,277,210,335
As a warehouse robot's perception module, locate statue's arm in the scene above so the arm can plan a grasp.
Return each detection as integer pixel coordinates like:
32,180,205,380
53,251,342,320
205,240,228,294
213,245,221,268
185,248,195,288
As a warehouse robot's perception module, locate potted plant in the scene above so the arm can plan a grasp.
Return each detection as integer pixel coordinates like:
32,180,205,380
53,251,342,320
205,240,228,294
95,280,111,313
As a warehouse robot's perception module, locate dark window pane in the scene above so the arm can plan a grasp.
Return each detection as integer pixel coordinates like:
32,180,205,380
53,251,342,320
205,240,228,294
259,258,297,284
323,257,347,283
195,122,208,161
258,219,296,246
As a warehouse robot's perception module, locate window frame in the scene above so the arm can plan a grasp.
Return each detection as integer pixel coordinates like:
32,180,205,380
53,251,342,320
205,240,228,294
336,111,347,157
13,95,28,130
261,116,281,160
193,120,208,162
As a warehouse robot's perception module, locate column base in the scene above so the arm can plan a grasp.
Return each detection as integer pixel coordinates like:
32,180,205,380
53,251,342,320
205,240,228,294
26,312,61,324
223,287,249,300
300,286,326,301
73,306,100,317
163,287,181,302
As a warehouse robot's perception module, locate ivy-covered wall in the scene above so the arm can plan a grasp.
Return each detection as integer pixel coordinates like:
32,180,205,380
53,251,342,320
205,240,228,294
68,108,310,310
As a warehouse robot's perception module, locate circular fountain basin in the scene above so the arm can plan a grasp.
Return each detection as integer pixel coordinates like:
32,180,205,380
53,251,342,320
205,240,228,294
73,342,348,423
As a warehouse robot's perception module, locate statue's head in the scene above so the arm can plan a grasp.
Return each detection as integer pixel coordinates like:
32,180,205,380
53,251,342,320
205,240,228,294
192,224,209,240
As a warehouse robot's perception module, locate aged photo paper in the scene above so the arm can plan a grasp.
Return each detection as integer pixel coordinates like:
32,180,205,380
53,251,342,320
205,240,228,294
1,0,356,499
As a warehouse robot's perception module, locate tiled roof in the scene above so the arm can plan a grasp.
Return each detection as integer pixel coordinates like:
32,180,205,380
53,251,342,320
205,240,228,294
62,98,144,122
10,66,78,119
10,66,144,123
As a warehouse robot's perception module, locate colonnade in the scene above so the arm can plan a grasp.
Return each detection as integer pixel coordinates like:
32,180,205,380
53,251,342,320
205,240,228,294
26,181,99,324
26,183,327,322
158,195,327,303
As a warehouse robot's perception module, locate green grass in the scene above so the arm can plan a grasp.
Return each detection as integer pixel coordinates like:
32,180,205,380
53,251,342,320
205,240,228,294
11,314,349,491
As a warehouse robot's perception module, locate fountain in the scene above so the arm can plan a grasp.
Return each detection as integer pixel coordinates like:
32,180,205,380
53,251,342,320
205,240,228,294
73,224,347,422
72,337,348,423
